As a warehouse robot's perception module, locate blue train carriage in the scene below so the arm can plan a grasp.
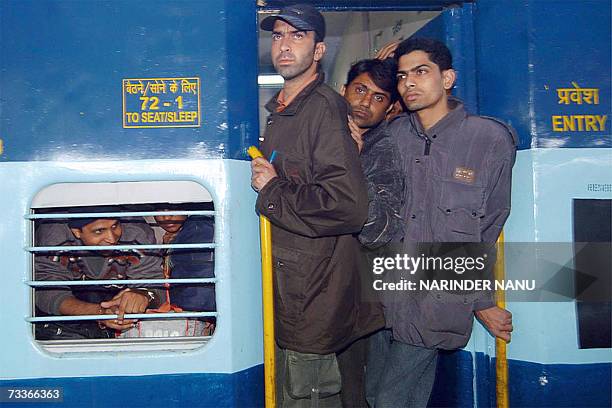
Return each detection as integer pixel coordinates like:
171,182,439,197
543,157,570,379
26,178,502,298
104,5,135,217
0,1,263,406
1,0,611,407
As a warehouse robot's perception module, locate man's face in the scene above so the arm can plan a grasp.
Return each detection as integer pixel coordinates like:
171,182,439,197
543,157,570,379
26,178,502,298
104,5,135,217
271,20,323,81
71,219,122,247
397,50,454,112
154,214,187,233
343,72,392,129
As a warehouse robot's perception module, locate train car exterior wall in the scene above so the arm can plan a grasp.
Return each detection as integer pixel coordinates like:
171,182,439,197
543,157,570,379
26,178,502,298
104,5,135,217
1,0,610,407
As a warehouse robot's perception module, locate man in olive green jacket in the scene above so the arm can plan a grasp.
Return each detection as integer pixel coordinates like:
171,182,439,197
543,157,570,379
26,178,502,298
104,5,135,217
251,4,384,407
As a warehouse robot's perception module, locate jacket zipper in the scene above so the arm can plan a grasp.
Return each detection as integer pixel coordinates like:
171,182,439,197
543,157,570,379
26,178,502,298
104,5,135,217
423,135,431,156
409,114,431,156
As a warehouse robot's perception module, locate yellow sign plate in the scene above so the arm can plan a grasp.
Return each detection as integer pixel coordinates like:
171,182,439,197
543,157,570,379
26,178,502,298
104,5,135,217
122,77,201,128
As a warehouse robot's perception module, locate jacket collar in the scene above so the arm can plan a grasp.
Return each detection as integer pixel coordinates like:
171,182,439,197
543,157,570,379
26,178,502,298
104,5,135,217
362,120,389,153
265,72,326,115
411,96,467,139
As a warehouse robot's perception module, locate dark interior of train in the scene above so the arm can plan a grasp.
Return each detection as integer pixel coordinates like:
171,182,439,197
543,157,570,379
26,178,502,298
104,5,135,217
31,183,216,345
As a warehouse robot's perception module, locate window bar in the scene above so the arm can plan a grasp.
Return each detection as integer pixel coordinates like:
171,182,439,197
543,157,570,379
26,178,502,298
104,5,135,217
28,209,217,327
26,210,216,219
27,243,215,252
26,278,216,287
27,311,217,323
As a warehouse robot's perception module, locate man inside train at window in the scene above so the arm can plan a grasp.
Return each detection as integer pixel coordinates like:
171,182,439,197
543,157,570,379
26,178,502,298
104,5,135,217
118,207,216,339
252,4,384,406
34,206,163,340
150,207,215,335
336,57,405,408
365,38,516,408
154,212,187,245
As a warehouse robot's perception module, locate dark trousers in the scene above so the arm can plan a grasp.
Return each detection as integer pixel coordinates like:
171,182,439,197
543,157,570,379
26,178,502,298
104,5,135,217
337,335,369,408
275,343,342,408
366,329,438,408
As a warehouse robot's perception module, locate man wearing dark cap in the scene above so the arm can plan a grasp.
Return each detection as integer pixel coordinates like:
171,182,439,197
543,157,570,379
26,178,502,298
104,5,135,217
252,4,384,407
34,209,163,340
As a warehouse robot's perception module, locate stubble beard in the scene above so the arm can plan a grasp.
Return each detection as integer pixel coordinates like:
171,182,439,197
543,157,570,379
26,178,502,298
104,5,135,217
401,93,426,112
352,114,376,129
274,49,315,81
402,91,441,113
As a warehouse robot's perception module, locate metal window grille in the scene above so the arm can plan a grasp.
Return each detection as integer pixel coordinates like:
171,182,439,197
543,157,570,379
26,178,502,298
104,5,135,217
27,209,217,336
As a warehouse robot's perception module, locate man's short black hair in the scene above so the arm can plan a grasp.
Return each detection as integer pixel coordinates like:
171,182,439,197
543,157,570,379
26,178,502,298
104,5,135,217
395,38,453,71
345,58,399,103
67,205,120,230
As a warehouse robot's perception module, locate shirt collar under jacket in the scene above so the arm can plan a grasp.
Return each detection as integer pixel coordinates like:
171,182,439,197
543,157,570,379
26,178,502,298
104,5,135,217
276,71,319,111
265,71,326,116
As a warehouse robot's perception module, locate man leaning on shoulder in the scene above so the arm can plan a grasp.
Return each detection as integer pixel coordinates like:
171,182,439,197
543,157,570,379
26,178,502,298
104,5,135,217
337,58,405,408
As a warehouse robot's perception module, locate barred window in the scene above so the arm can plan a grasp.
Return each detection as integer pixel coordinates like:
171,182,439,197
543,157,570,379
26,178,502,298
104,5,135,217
29,181,217,353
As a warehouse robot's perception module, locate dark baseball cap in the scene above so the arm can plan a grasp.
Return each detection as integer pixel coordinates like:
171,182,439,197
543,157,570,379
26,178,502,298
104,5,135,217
260,4,325,41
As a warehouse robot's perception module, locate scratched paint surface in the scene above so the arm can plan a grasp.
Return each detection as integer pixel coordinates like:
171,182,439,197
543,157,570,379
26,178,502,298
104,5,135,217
0,0,258,161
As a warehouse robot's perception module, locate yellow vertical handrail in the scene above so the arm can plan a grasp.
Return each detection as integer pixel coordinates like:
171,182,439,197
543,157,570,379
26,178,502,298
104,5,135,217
248,146,276,408
494,231,509,408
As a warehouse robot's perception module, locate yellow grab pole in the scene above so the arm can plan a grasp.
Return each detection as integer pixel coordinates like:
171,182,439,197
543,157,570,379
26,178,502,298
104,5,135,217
258,215,276,408
494,231,509,408
248,146,276,408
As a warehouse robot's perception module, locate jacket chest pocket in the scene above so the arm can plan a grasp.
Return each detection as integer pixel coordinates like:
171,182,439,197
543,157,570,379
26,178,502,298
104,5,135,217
433,178,486,242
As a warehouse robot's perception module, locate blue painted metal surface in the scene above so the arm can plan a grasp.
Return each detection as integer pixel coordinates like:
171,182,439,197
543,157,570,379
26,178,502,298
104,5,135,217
429,350,476,407
408,4,479,114
261,0,471,11
0,159,262,384
472,0,533,149
430,350,612,408
0,0,259,162
507,359,612,407
474,351,495,408
0,365,264,408
475,0,611,150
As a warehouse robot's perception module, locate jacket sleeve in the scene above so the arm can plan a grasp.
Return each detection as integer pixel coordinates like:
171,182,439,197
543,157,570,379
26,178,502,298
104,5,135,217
123,222,163,280
474,124,517,310
256,99,369,238
480,127,517,243
122,222,164,306
34,223,77,315
358,136,404,249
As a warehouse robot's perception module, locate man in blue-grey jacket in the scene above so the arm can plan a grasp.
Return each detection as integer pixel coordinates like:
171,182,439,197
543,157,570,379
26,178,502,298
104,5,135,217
367,38,516,408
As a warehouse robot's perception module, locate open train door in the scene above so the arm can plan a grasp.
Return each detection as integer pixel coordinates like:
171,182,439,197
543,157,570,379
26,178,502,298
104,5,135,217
259,0,611,407
258,1,491,407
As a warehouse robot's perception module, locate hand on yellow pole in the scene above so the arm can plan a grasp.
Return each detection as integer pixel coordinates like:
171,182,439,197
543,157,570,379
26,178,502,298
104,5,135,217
495,232,509,408
248,146,264,160
248,146,276,408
